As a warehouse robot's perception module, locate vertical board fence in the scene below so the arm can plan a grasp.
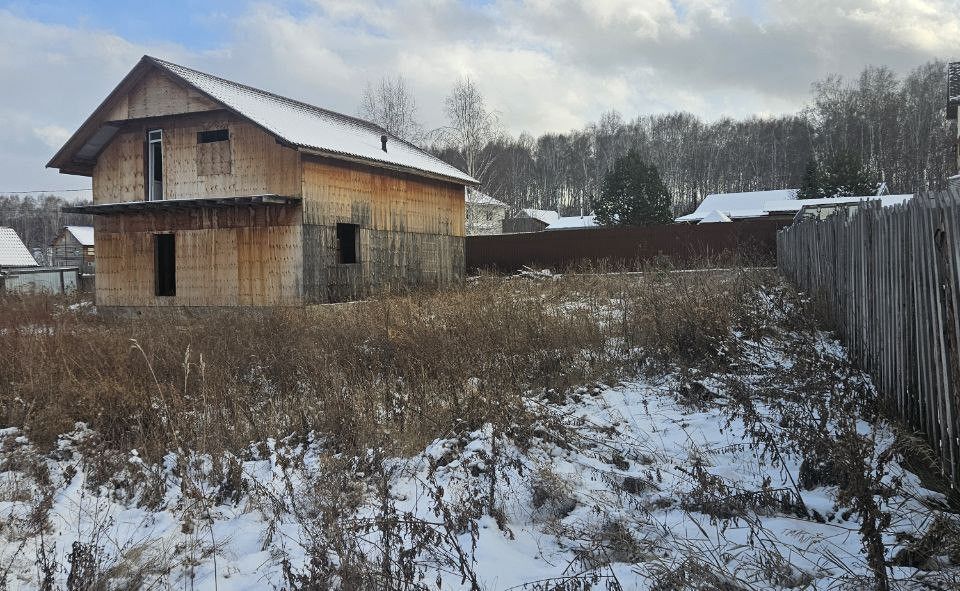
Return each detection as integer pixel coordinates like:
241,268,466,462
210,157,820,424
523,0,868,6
778,189,960,487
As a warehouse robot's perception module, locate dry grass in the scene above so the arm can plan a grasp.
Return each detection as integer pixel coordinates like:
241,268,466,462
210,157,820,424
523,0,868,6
0,266,771,461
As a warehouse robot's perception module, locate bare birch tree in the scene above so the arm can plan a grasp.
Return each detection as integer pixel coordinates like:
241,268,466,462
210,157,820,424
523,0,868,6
359,75,424,144
439,77,503,183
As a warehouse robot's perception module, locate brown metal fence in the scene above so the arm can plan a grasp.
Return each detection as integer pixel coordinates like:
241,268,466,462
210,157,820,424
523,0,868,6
778,190,960,487
466,219,789,272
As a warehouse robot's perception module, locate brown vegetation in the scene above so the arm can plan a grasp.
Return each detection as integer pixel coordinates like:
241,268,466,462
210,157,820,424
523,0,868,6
0,267,768,461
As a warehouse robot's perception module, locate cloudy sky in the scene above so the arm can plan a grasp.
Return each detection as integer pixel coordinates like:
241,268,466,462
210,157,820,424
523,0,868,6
1,0,957,195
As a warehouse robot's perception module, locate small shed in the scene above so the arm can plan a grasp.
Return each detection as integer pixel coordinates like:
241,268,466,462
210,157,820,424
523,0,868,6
51,225,95,272
503,209,560,233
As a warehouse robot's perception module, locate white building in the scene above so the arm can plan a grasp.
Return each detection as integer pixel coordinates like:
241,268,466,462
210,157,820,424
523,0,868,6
465,189,509,235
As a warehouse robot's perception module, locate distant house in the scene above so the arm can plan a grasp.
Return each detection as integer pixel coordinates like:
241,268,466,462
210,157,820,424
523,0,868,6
51,225,95,273
546,215,598,230
0,227,38,269
676,189,912,224
465,189,508,235
49,55,476,310
503,208,560,233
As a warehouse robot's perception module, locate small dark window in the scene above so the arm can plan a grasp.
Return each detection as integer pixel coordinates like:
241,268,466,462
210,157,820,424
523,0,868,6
155,234,176,297
197,129,229,143
336,223,358,264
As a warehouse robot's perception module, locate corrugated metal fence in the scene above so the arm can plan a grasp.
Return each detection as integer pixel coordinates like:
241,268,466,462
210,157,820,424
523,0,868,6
467,219,788,272
778,190,960,486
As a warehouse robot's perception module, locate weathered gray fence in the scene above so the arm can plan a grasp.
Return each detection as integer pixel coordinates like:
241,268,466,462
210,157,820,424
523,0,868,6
778,190,960,486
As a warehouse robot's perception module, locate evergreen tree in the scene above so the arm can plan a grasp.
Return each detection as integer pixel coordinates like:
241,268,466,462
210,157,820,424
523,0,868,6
797,159,823,200
823,151,876,197
592,149,673,226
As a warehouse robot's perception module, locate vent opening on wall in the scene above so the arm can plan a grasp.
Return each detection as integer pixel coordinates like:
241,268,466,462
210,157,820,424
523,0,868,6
336,223,358,264
154,233,176,297
197,129,230,143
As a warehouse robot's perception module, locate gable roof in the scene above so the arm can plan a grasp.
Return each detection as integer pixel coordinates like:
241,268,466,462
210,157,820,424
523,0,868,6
0,227,38,268
677,189,912,223
48,56,477,186
676,189,798,222
546,215,598,230
697,210,733,224
521,209,561,224
466,188,507,207
63,226,95,246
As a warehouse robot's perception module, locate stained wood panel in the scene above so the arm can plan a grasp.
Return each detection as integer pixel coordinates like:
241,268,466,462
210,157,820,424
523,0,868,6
302,224,463,303
94,211,302,307
301,159,465,236
93,116,301,203
110,70,219,120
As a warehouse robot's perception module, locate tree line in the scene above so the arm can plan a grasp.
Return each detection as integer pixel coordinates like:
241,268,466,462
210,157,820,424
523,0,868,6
363,61,955,216
0,194,92,258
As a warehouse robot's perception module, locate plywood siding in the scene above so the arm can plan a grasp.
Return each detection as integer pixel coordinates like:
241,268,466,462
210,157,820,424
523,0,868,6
92,116,301,203
94,207,302,307
300,158,466,303
105,70,219,121
301,159,465,236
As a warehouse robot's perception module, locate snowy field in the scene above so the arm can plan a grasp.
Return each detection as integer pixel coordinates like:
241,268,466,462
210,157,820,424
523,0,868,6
1,280,959,590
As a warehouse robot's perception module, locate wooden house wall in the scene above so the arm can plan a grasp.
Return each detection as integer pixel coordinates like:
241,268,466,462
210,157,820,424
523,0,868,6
93,115,301,204
300,158,465,302
105,69,220,121
51,232,95,268
94,206,302,308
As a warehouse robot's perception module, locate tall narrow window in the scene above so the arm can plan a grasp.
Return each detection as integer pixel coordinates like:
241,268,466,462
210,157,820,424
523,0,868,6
155,233,176,297
148,129,163,201
336,223,358,264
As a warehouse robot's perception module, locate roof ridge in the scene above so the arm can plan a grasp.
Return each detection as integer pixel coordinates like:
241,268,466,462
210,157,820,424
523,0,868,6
144,56,469,181
146,56,388,135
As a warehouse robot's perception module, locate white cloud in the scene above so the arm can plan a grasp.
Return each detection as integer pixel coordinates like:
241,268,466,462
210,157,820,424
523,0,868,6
0,1,957,193
32,125,71,149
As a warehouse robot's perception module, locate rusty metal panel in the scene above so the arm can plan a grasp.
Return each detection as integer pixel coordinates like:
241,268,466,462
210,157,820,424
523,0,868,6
465,219,788,272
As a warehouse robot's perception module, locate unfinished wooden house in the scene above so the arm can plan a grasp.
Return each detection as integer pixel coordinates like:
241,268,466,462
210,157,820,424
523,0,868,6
51,226,95,273
50,56,477,310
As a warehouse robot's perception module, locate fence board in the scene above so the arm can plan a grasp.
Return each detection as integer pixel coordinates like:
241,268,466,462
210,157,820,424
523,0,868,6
778,190,960,487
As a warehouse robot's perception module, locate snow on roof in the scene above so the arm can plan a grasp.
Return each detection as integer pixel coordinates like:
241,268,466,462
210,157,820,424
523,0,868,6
0,227,38,268
65,226,94,246
765,194,913,213
522,209,561,224
676,189,798,222
466,188,507,208
697,210,733,224
677,190,913,223
150,57,477,185
546,215,598,230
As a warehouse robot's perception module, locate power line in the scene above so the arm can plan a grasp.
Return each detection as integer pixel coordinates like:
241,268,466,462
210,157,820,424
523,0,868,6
0,189,91,194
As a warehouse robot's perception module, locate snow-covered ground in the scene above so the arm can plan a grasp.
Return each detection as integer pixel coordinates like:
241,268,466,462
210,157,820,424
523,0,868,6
1,286,958,590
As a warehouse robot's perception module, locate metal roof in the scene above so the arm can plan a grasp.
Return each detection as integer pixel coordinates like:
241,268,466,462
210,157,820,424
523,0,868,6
64,225,95,246
676,189,798,222
0,227,38,268
48,56,477,186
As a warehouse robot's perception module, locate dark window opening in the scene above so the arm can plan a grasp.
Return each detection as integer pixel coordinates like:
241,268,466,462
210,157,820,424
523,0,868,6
155,234,176,297
336,223,358,264
197,129,229,143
